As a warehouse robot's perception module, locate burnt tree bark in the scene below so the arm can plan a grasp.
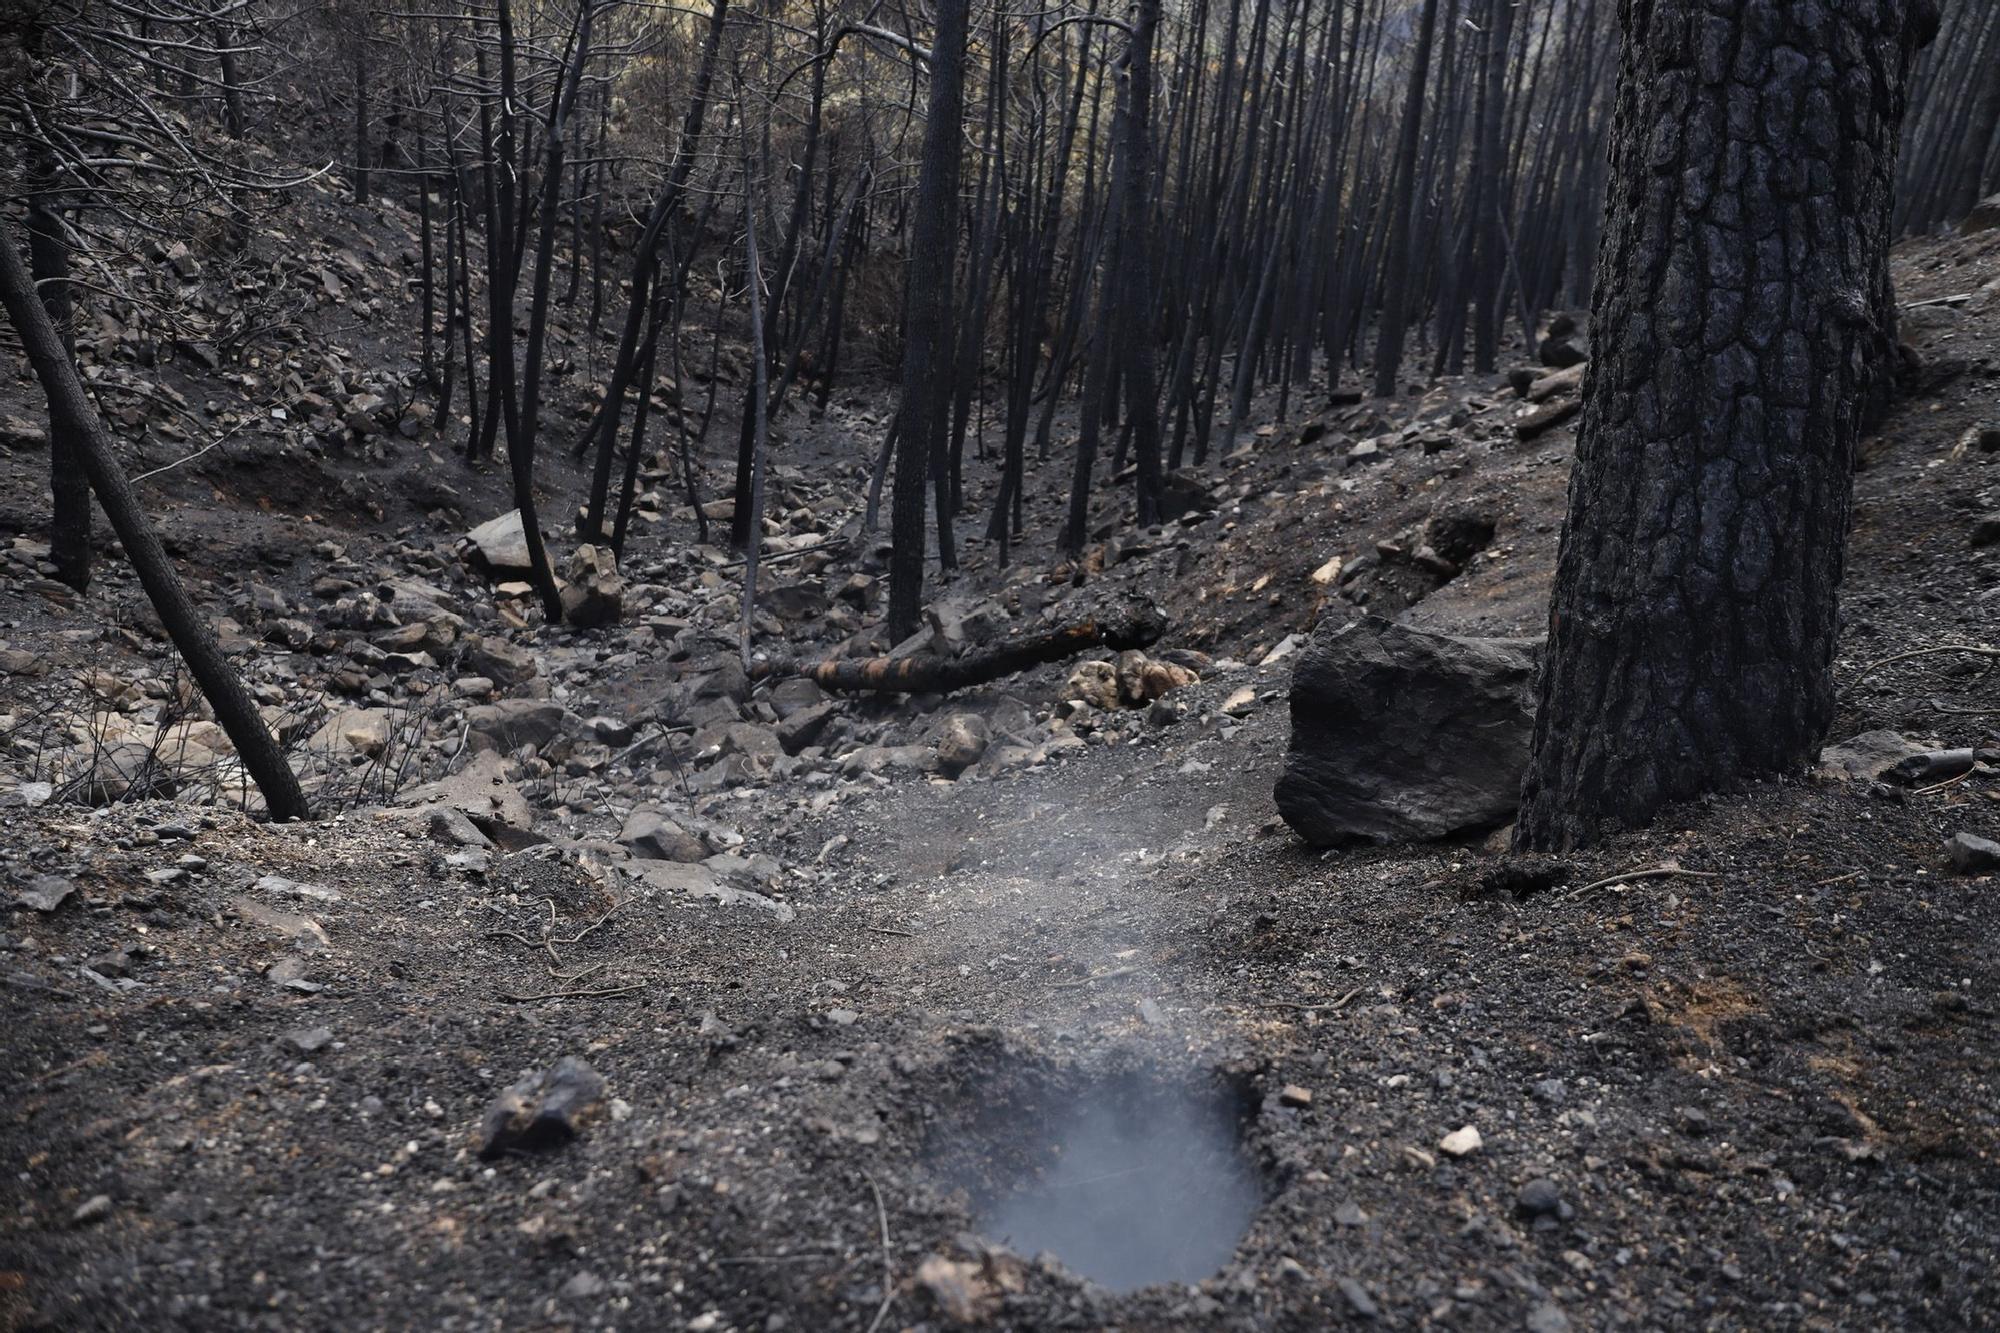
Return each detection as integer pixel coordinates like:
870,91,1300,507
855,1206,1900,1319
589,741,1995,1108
886,0,969,643
1514,0,1938,852
27,147,92,592
0,221,310,821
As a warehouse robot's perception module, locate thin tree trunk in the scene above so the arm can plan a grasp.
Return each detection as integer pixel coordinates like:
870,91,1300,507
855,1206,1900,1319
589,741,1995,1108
0,222,309,821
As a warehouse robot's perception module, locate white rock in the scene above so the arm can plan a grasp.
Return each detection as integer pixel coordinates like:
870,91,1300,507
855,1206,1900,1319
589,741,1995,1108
1439,1125,1483,1157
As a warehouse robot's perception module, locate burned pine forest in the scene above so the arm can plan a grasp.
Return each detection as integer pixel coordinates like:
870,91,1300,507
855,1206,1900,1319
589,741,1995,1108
3,0,2000,1327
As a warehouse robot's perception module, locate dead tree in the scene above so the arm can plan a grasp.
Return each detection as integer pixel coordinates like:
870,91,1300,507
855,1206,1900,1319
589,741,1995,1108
1515,0,1938,851
0,223,310,821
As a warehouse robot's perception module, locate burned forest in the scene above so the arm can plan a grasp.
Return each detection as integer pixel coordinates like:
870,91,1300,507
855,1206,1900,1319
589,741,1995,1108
3,0,2000,1326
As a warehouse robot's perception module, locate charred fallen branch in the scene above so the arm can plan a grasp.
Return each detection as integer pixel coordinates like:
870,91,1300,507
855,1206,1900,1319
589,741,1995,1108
756,599,1168,695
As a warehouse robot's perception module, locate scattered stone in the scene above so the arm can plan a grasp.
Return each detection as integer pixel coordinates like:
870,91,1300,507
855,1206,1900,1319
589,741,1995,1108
1945,831,2000,875
1526,1302,1572,1333
1439,1125,1483,1157
1276,616,1539,845
466,511,533,574
404,751,536,835
560,1272,606,1301
619,809,709,863
1333,1201,1368,1227
1064,660,1120,711
586,715,635,747
929,713,989,776
461,635,538,686
72,1194,114,1226
476,1056,608,1158
1336,1277,1379,1319
466,699,569,753
1116,650,1198,704
254,874,342,904
282,1026,335,1055
424,805,494,850
1221,686,1258,717
914,1254,1015,1323
1516,1178,1565,1219
560,545,624,627
1278,1084,1314,1108
18,875,75,912
778,702,839,755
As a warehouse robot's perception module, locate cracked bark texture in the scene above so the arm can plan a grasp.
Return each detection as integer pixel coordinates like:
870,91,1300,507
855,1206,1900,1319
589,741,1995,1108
1515,0,1936,851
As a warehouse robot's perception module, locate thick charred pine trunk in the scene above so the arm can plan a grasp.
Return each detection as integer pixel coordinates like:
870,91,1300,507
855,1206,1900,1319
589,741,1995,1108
886,0,969,643
0,222,310,821
1515,0,1937,852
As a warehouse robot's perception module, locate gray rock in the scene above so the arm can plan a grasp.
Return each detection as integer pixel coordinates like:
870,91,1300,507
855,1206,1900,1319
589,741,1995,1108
840,744,939,777
585,715,635,747
75,742,176,805
1818,730,1933,783
425,805,495,850
466,511,533,573
1971,514,2000,548
1336,1277,1379,1319
766,677,827,720
18,875,75,912
929,713,989,776
634,861,793,921
72,1194,114,1226
1526,1303,1571,1333
619,809,708,863
1945,831,2000,875
778,702,840,755
1516,1178,1566,1218
476,1056,607,1158
1275,616,1539,845
560,545,623,628
282,1026,334,1055
466,699,570,753
461,634,538,687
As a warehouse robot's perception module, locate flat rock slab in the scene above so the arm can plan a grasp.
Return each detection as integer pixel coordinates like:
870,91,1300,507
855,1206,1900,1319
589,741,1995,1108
1275,615,1540,845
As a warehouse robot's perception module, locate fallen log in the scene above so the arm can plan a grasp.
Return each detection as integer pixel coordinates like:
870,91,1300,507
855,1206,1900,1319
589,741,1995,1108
756,598,1168,695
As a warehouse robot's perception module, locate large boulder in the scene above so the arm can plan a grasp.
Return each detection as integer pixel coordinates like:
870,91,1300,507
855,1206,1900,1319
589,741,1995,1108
1275,616,1540,845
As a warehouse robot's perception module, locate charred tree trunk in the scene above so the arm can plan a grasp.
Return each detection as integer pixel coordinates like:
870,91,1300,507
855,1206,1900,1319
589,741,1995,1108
0,222,310,821
886,0,969,642
1369,0,1439,398
1514,0,1938,852
27,148,91,593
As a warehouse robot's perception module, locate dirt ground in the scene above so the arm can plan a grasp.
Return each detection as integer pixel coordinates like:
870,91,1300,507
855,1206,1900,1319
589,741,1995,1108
2,213,1999,1331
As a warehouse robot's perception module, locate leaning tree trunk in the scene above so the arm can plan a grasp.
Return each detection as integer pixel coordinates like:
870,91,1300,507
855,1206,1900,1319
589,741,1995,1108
1514,0,1937,852
0,221,311,821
